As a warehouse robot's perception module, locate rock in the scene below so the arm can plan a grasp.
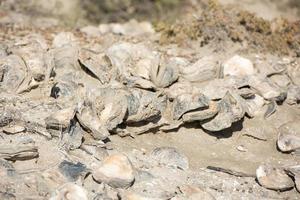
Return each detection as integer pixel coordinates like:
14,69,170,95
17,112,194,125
150,147,189,170
256,165,294,191
49,183,88,200
277,121,300,152
58,160,87,182
3,125,26,134
285,165,300,193
223,55,254,77
93,153,135,188
171,185,215,200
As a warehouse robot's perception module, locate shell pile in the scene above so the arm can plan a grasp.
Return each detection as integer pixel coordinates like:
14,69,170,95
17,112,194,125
0,17,300,199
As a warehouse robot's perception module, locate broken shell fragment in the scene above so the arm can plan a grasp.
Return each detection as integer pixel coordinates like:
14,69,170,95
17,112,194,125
92,153,135,188
49,183,88,200
256,165,294,191
277,121,300,152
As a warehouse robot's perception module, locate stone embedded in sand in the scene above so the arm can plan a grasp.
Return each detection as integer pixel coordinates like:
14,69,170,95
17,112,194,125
285,165,300,193
151,147,189,170
256,165,294,191
92,153,135,188
277,121,300,152
49,183,88,200
171,185,215,200
223,55,254,77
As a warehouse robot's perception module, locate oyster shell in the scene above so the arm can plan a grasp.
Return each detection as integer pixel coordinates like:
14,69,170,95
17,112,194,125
76,102,110,140
179,56,218,83
256,164,294,191
182,101,219,122
0,55,26,93
249,75,281,100
106,42,158,89
172,92,209,120
201,91,246,132
125,89,167,124
149,56,179,88
277,121,300,152
286,85,300,105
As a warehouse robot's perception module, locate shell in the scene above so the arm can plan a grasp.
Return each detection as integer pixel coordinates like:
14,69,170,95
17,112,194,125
149,56,179,88
182,101,219,122
179,56,218,83
0,55,26,93
172,92,209,120
201,91,246,132
76,103,110,140
256,165,294,191
125,89,167,124
249,75,281,100
286,85,300,105
277,121,300,152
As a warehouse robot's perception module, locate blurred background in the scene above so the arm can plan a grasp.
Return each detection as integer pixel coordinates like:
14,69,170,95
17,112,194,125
0,0,299,27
